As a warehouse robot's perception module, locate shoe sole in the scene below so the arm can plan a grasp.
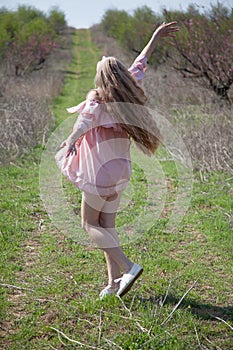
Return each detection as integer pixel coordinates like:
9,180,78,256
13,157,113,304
117,268,143,297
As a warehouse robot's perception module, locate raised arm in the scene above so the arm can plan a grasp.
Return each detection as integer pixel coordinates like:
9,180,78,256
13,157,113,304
140,22,179,59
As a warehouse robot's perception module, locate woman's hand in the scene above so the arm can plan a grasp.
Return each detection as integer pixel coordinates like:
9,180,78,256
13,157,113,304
58,140,77,157
66,143,77,157
154,21,179,38
140,21,179,59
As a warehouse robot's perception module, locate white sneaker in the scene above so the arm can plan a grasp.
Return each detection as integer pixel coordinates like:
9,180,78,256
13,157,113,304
115,263,143,297
99,284,119,299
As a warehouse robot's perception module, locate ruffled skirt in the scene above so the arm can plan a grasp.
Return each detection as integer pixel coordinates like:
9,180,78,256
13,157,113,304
55,126,131,196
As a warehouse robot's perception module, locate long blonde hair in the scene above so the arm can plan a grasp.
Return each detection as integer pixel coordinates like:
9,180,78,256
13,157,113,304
94,56,161,154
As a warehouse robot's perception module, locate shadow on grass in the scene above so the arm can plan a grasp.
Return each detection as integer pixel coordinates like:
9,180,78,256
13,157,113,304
138,294,233,322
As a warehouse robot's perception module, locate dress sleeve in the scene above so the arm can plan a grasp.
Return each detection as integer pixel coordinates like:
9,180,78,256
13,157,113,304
66,100,86,114
128,54,147,85
67,100,101,144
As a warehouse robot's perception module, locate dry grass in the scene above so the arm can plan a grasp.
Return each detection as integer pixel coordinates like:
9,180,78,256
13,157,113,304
92,24,233,175
0,28,73,165
177,110,233,174
0,97,52,162
1,23,232,174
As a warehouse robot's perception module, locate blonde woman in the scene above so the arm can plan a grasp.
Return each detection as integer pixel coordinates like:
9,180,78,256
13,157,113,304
56,22,179,298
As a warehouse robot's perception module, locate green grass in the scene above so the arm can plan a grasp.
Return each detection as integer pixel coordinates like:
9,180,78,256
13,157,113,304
0,29,232,349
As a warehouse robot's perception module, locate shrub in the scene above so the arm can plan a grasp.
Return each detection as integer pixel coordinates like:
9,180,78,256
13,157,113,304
101,6,173,68
48,6,67,34
0,5,66,75
101,9,133,47
8,17,58,75
101,3,233,101
164,4,233,102
0,11,19,59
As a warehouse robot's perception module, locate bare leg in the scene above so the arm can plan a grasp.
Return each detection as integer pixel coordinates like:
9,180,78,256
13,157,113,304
81,192,133,283
99,196,133,280
104,252,121,285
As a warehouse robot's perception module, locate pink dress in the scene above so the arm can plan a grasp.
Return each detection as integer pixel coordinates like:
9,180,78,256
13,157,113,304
55,54,147,196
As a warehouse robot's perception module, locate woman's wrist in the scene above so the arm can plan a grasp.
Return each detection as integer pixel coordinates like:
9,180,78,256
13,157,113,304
67,139,75,147
67,127,85,146
153,28,162,39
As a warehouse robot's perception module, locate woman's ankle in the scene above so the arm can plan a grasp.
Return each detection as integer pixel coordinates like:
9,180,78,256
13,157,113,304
109,274,121,286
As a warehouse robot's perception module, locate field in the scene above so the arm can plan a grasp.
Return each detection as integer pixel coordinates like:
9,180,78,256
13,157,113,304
0,28,232,349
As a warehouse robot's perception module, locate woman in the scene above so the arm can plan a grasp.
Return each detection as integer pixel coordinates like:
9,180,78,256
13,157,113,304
56,22,179,298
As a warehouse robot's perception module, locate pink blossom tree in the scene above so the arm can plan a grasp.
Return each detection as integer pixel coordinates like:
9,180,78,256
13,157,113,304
165,5,233,102
10,33,58,76
0,6,65,76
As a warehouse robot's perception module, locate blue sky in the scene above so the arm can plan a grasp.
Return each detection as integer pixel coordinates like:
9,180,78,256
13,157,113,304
0,0,232,28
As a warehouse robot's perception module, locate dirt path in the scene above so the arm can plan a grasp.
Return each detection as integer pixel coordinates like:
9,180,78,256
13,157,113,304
1,27,232,350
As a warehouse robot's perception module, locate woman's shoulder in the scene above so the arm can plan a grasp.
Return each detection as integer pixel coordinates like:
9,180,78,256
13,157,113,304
83,99,102,117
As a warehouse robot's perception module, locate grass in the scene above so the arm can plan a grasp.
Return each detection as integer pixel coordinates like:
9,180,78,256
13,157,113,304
0,29,232,349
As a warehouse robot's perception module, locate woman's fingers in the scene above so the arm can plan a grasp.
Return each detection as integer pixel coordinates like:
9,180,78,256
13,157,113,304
159,22,179,37
66,144,77,158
